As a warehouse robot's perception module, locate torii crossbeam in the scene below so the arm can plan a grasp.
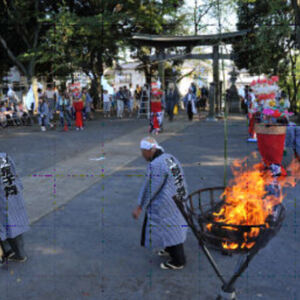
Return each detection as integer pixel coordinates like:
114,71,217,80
132,30,248,119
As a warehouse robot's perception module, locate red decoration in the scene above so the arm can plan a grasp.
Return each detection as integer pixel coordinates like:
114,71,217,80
255,124,286,175
151,101,162,113
73,101,84,128
257,93,276,100
152,90,163,97
257,133,285,166
273,110,281,118
248,115,256,138
150,102,162,130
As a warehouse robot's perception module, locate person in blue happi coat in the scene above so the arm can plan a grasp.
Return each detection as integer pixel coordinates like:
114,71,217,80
132,137,188,270
0,154,29,263
56,91,72,130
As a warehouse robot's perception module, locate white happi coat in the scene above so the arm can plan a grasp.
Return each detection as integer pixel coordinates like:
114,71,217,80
0,154,29,240
138,152,188,249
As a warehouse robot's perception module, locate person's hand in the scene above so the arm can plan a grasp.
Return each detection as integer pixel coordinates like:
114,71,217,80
132,206,142,220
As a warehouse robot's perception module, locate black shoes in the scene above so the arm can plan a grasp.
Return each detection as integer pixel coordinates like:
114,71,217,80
157,249,170,257
160,260,185,270
8,254,28,262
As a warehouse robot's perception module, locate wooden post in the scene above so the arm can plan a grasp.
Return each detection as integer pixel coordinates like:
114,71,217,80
157,50,165,91
213,45,220,116
219,80,223,115
207,82,215,120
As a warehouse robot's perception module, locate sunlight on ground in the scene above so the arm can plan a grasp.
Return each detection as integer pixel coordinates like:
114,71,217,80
34,246,63,255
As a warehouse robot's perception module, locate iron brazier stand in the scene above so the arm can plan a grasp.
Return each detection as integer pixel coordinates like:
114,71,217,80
173,187,285,300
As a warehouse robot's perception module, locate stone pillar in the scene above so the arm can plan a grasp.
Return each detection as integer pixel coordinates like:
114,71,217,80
207,82,216,121
228,67,241,113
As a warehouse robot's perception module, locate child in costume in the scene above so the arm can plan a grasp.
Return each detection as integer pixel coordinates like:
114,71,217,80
73,95,84,130
149,90,163,135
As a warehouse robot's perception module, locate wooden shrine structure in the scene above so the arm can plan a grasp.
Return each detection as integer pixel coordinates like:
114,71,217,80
132,30,248,119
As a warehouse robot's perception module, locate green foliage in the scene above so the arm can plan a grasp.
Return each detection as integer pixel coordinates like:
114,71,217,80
232,0,300,111
128,0,186,84
233,0,292,74
37,1,124,80
0,0,186,88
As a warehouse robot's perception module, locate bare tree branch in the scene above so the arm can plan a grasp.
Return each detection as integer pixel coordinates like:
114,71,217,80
0,34,27,76
176,68,196,83
4,0,31,48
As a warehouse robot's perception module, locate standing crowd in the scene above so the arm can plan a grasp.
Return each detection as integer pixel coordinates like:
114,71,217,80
0,80,210,133
37,84,93,132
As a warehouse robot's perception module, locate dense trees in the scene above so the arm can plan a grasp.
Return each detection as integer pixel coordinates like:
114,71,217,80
0,0,299,111
0,0,53,84
232,0,299,110
0,0,185,92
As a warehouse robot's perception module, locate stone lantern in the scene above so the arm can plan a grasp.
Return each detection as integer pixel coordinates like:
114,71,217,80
227,67,241,113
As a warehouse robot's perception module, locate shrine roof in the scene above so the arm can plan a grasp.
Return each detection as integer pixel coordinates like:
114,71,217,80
132,30,248,48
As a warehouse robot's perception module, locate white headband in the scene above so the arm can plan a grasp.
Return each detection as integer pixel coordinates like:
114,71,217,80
140,140,163,151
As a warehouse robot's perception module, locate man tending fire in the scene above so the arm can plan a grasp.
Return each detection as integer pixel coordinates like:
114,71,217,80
132,137,188,270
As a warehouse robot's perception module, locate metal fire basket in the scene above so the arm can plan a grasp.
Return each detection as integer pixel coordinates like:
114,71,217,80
173,187,286,300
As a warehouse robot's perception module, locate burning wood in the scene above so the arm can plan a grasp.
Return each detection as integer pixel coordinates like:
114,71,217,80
206,157,300,252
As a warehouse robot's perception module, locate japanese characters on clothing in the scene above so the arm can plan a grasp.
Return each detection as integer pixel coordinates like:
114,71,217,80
0,153,29,241
138,152,188,249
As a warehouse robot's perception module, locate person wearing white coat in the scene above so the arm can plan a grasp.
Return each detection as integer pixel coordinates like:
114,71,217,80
132,137,188,270
183,88,197,121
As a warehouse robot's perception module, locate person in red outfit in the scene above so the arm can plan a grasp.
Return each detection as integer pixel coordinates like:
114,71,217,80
150,90,163,135
73,96,84,130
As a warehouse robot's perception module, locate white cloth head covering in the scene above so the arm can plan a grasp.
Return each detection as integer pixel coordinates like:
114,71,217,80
140,137,164,151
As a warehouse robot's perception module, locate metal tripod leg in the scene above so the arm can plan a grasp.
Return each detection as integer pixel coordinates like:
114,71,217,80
196,239,237,299
197,239,226,286
221,250,258,296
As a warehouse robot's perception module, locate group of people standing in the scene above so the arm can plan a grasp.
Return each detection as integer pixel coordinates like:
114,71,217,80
114,85,135,118
37,85,93,132
34,80,208,134
140,81,209,135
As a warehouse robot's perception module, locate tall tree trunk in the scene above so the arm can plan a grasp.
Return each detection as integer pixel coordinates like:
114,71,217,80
290,51,298,112
144,65,151,87
291,0,300,50
97,53,104,110
90,73,100,110
194,0,198,35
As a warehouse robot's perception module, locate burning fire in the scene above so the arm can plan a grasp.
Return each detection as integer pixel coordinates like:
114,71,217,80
207,157,300,250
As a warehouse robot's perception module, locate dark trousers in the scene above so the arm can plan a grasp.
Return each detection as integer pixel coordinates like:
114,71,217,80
167,103,175,121
60,111,72,127
1,234,26,258
187,102,193,120
165,243,186,266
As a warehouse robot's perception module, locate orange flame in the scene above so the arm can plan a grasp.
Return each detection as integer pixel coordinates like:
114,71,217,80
207,158,300,250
